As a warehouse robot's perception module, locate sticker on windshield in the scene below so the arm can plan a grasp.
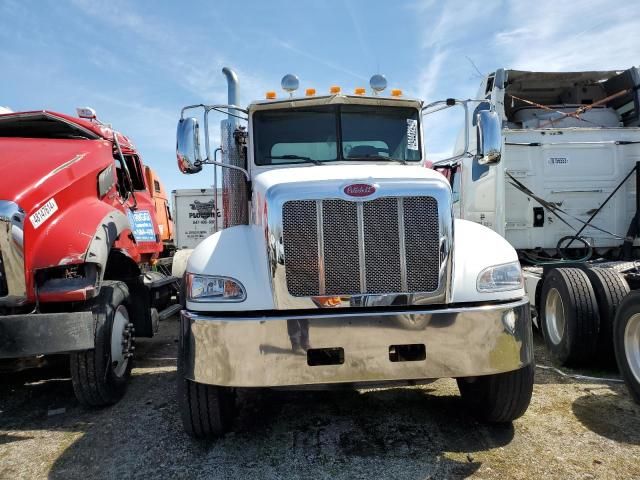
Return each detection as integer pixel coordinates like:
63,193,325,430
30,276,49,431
29,198,58,229
407,119,418,150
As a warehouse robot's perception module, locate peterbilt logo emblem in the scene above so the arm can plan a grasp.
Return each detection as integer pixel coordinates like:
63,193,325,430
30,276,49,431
344,183,376,197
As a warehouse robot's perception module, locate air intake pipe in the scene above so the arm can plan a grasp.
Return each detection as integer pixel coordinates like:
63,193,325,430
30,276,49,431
221,67,248,228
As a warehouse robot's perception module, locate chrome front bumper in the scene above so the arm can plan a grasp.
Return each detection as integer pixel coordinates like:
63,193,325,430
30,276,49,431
181,298,533,387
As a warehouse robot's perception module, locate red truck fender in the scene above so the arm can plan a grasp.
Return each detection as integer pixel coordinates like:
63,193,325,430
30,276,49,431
28,199,135,302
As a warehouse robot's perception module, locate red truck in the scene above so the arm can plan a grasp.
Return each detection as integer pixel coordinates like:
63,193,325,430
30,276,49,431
0,108,177,406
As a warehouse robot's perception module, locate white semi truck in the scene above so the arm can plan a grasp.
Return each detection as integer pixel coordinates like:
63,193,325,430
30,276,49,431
430,68,640,402
174,68,534,439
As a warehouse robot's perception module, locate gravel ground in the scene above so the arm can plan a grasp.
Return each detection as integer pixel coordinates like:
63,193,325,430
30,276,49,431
1,318,639,480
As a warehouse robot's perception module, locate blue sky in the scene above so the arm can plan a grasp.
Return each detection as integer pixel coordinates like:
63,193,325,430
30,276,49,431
2,0,639,195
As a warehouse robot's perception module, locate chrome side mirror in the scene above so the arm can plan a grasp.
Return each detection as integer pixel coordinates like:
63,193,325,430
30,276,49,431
476,110,502,165
176,117,202,174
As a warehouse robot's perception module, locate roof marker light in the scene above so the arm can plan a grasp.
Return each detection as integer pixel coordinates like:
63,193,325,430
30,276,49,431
330,85,341,94
390,89,403,97
266,91,277,99
77,107,97,120
354,87,366,95
305,88,316,96
281,74,299,97
369,74,387,95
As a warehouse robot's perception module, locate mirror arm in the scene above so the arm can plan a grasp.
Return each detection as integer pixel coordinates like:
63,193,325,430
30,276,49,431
422,99,493,165
196,158,250,181
181,104,248,119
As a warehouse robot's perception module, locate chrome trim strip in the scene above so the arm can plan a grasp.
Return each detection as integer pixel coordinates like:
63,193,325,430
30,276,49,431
0,200,26,306
182,298,532,387
356,202,366,293
316,200,326,295
397,197,408,292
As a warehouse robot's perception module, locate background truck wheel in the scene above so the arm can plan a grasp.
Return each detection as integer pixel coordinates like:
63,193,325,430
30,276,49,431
457,364,534,423
584,267,629,364
177,342,235,439
70,281,134,406
540,268,600,366
613,291,640,404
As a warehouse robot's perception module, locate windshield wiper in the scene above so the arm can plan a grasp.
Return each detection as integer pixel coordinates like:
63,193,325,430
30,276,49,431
347,155,407,165
264,155,323,165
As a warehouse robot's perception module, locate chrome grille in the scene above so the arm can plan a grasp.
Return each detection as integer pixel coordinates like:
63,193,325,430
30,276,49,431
404,196,440,292
282,196,440,297
282,201,319,296
364,198,402,293
322,200,360,295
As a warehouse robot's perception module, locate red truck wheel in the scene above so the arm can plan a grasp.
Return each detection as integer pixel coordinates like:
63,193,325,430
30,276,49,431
613,291,640,404
70,281,134,406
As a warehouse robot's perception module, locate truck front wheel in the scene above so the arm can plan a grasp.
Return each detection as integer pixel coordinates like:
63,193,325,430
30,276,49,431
177,344,235,438
457,364,534,423
70,281,134,406
613,291,640,404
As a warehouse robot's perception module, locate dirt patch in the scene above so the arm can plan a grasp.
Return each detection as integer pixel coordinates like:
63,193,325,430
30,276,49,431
1,321,639,479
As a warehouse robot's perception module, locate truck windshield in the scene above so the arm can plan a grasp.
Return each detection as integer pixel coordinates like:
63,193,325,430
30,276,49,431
253,104,421,165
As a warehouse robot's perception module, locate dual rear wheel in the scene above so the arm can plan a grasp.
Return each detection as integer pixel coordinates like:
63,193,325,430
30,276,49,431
540,267,628,367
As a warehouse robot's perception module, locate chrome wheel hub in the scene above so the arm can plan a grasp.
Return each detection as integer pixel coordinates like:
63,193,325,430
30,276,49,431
545,288,566,346
110,305,135,378
624,313,640,384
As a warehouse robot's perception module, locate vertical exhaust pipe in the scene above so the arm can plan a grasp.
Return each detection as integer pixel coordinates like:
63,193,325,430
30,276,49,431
220,67,248,228
222,67,239,108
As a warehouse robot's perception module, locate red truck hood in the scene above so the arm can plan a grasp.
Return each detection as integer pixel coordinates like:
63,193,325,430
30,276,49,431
0,137,111,209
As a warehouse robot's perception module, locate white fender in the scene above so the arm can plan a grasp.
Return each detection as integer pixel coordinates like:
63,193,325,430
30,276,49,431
171,248,193,279
450,219,525,303
185,225,274,311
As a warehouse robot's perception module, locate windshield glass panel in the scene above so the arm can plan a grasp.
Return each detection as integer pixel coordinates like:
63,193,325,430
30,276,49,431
253,107,337,165
341,105,421,161
253,104,421,165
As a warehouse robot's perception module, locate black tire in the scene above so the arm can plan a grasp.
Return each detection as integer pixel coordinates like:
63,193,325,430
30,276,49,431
540,268,600,366
70,281,133,406
613,292,640,404
457,364,534,423
584,267,629,363
177,337,235,439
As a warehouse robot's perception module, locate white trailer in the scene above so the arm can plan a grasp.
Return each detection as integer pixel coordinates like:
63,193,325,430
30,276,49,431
172,68,535,439
171,188,222,250
428,68,640,376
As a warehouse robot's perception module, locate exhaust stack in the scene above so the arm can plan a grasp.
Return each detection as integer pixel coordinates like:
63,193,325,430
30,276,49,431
220,67,248,228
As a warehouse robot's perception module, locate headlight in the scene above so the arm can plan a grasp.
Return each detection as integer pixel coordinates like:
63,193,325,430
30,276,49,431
187,273,246,302
476,261,523,292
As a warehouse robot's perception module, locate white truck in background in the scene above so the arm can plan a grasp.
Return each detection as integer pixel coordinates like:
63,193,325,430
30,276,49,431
172,189,222,250
428,67,640,400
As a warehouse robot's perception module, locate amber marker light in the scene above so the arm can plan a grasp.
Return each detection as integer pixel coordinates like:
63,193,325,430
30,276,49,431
330,85,341,94
305,88,316,96
354,87,366,95
265,91,276,99
390,89,403,97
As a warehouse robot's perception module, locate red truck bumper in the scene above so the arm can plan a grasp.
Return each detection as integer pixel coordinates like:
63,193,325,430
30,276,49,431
0,311,94,359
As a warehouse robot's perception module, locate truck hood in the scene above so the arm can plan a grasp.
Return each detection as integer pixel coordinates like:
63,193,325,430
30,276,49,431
0,137,110,209
253,164,449,195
